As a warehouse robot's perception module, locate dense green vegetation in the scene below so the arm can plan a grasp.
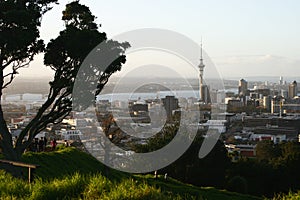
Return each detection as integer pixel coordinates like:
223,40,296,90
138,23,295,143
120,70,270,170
0,147,260,199
271,191,300,200
228,141,300,197
133,126,300,198
133,124,230,189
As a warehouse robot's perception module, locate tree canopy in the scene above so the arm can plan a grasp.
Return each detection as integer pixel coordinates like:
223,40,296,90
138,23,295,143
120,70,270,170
0,0,58,89
0,1,130,170
0,0,58,166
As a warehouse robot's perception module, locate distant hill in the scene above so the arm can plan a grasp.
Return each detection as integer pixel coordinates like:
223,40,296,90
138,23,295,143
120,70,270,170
3,77,51,95
227,76,300,83
5,75,294,96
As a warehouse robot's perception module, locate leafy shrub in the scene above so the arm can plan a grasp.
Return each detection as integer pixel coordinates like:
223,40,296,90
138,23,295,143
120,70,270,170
227,176,248,194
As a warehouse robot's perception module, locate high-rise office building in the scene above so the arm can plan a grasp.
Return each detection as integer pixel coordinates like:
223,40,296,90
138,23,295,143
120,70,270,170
281,90,288,98
238,79,248,96
162,96,179,119
288,81,298,98
279,76,284,85
201,84,211,104
263,96,272,112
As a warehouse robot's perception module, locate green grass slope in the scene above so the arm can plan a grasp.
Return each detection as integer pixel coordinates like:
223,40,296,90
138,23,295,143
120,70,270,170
0,147,261,200
21,147,111,180
271,191,300,200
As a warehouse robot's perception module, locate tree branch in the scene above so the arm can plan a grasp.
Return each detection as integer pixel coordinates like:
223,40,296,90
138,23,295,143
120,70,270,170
2,60,32,89
16,89,59,147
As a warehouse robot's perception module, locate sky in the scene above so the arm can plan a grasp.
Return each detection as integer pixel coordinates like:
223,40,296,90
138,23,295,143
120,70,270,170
20,0,300,80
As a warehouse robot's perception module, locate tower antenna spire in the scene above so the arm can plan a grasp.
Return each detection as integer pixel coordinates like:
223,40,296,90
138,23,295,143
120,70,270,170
200,37,203,61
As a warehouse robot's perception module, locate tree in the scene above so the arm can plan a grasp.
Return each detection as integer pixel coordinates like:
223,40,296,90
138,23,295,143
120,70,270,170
134,124,230,188
227,176,248,194
256,140,280,162
227,142,300,197
275,142,300,191
280,141,300,159
0,0,58,161
0,0,130,169
162,134,230,188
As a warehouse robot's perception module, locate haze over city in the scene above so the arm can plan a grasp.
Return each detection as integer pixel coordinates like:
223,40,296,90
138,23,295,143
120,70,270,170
17,0,300,79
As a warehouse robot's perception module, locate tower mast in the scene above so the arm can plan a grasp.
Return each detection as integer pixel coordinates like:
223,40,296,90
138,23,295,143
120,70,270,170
199,39,205,101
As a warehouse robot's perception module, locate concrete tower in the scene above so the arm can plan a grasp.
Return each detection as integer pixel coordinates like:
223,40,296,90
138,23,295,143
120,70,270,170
198,41,205,101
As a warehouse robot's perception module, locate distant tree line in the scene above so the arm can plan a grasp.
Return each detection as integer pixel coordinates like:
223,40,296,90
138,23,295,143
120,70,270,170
134,125,300,198
228,140,300,197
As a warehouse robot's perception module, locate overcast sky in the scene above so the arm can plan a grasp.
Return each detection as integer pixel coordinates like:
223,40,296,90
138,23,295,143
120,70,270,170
21,0,300,80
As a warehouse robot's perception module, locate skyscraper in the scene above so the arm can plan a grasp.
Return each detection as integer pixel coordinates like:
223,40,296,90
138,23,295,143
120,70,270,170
162,96,179,120
279,76,283,85
288,81,297,98
238,79,248,96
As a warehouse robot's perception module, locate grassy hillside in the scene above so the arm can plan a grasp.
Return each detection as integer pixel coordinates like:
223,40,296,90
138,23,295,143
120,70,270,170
21,147,117,180
0,147,261,200
271,191,300,200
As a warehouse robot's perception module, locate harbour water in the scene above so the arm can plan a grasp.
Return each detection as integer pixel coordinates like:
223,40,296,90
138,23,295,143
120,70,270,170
3,89,238,102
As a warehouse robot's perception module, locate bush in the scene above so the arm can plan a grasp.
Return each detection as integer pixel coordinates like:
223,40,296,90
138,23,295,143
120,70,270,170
227,176,248,194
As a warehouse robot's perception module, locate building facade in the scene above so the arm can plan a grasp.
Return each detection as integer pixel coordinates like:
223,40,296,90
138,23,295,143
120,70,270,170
238,79,248,96
288,81,297,98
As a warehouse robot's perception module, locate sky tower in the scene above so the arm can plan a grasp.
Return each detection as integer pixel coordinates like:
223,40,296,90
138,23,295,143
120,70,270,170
198,41,205,101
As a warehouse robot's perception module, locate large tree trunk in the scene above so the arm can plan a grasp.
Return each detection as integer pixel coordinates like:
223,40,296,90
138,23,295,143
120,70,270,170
0,67,23,176
0,117,15,158
0,99,25,177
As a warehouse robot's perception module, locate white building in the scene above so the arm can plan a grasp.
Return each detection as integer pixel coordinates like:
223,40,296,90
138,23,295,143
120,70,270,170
57,130,82,140
250,133,286,144
203,120,227,134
